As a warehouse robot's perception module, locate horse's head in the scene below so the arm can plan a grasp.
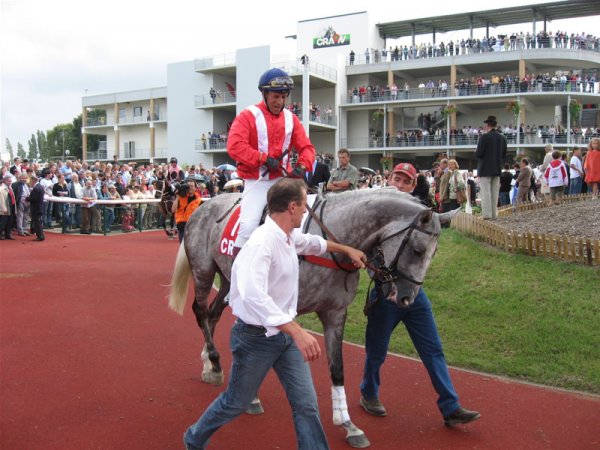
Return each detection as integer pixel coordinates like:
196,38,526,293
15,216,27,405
370,200,457,307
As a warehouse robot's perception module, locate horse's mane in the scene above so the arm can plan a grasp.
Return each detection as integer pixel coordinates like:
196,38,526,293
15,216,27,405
323,187,421,206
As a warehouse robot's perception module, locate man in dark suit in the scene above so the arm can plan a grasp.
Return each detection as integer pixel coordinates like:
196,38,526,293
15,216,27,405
307,159,331,191
476,115,507,220
26,175,45,241
12,173,31,236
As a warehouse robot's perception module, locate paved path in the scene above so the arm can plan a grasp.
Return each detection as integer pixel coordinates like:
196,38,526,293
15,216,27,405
1,232,599,449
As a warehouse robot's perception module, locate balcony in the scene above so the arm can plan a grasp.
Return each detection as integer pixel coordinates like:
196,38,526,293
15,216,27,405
194,52,236,72
195,137,227,152
343,83,599,105
195,91,236,108
342,130,599,152
347,40,600,66
85,112,167,127
115,147,169,160
275,60,337,83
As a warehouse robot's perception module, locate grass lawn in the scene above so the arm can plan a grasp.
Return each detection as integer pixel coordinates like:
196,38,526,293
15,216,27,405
298,229,600,394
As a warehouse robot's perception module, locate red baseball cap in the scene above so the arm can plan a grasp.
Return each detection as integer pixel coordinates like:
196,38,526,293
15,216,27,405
392,163,417,180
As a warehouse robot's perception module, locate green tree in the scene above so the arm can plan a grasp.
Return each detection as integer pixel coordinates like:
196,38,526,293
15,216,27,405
17,143,26,159
5,138,14,161
28,134,38,161
37,130,49,162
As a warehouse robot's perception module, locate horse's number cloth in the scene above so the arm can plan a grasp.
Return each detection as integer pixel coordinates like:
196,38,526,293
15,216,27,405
219,195,317,256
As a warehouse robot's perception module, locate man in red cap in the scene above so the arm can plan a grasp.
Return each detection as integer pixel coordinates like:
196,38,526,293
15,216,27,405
359,161,480,428
387,162,417,193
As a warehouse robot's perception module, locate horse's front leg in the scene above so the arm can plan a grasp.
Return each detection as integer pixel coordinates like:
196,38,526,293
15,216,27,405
318,309,370,449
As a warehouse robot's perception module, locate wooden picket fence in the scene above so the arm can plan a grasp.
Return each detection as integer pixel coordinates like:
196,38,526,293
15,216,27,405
451,194,599,266
497,193,594,217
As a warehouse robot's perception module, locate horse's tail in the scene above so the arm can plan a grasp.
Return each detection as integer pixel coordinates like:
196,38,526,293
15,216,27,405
168,240,191,315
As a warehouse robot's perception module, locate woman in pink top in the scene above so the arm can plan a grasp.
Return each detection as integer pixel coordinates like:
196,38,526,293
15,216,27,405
584,137,600,199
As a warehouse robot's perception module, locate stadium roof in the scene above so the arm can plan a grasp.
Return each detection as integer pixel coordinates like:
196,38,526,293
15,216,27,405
376,0,600,39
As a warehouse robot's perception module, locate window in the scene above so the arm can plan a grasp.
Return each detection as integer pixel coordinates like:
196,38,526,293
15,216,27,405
133,106,142,117
123,141,135,158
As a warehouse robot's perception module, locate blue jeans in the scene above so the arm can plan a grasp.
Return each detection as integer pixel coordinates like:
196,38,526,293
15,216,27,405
569,177,582,195
360,288,460,417
499,191,511,206
184,321,329,450
43,201,53,226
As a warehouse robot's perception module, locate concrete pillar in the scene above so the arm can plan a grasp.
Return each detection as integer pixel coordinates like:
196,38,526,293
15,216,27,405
150,99,155,159
82,107,88,161
114,103,120,159
519,60,526,125
450,65,457,129
302,68,310,136
387,70,394,137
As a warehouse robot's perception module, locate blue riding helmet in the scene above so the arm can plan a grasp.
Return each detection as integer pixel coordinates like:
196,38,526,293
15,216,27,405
258,68,294,92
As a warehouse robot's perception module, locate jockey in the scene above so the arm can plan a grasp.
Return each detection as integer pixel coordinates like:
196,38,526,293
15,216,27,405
227,67,316,258
167,157,185,183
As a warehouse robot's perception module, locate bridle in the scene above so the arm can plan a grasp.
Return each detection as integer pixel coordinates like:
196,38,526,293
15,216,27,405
304,197,439,287
370,212,439,286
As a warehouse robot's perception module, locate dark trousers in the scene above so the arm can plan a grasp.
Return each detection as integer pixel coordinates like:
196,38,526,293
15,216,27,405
0,214,14,238
31,213,44,240
176,222,186,243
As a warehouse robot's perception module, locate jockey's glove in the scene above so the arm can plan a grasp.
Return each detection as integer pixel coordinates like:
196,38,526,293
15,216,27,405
288,165,306,179
264,156,280,171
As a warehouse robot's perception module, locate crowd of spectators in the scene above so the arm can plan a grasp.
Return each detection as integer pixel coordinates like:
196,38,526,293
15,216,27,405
286,102,334,125
348,69,598,103
0,156,241,236
366,125,600,149
351,29,600,65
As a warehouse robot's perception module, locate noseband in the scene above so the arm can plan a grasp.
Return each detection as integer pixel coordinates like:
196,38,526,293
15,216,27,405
370,212,439,286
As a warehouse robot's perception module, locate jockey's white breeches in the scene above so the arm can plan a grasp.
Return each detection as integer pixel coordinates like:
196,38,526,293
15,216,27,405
234,177,280,248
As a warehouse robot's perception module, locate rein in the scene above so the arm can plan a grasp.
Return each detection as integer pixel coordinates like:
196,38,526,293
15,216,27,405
304,197,438,287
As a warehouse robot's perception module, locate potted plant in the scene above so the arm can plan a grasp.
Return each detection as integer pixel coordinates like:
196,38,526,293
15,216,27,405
441,104,457,120
569,100,582,125
380,155,393,171
506,100,521,119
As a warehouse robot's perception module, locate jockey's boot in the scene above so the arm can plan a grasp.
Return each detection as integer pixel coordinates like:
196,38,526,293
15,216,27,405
232,246,242,261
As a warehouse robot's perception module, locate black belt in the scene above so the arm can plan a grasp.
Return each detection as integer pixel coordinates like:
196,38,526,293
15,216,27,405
236,319,267,333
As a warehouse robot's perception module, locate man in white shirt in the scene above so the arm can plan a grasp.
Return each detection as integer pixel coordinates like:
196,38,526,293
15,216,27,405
569,147,584,195
184,178,366,450
39,169,54,228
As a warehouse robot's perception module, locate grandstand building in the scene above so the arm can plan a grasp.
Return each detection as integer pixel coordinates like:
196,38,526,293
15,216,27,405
81,0,600,171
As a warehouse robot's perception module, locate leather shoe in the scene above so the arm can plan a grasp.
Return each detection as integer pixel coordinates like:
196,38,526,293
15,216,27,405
33,237,45,241
5,236,15,240
444,407,481,427
360,396,387,417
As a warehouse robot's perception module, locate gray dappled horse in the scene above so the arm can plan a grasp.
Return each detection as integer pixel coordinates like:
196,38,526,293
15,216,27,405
169,188,456,448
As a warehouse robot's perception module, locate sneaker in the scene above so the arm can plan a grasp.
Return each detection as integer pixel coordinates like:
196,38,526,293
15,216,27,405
444,407,481,427
360,396,387,417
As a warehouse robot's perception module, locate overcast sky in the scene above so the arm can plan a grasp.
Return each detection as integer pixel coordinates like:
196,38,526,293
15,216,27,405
1,0,597,156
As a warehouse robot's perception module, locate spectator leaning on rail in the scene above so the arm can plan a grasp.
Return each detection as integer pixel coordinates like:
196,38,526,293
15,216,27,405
226,68,315,259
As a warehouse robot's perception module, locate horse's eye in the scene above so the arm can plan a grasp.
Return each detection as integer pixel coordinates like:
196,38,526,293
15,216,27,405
413,248,424,257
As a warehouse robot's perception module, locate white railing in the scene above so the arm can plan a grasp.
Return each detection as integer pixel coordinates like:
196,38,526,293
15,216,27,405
194,52,236,70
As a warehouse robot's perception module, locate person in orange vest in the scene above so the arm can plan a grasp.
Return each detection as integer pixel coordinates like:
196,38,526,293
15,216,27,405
171,179,202,242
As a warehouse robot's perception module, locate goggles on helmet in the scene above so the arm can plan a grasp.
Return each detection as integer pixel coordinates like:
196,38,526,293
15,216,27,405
260,76,294,91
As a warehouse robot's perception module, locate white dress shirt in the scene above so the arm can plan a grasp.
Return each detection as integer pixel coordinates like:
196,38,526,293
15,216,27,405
229,215,327,337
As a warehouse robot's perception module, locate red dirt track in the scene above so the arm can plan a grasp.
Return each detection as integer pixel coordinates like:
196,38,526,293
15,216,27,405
1,232,599,450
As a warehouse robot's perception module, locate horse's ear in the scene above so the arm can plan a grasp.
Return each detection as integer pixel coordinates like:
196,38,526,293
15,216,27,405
420,209,433,224
437,208,460,225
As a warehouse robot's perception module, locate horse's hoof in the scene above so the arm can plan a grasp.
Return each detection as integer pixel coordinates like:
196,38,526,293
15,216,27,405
346,434,370,448
343,421,370,448
245,400,264,415
201,371,224,386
